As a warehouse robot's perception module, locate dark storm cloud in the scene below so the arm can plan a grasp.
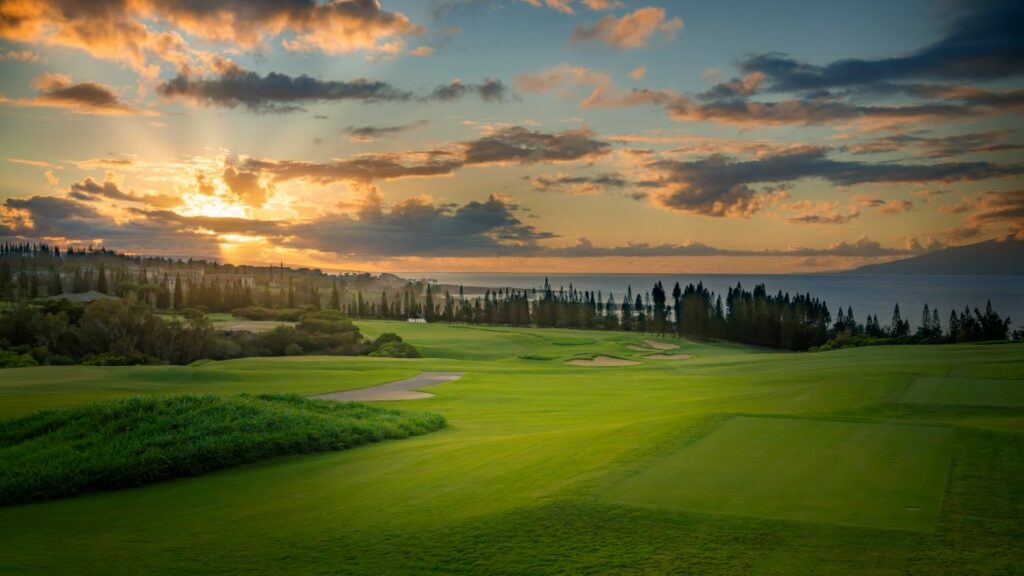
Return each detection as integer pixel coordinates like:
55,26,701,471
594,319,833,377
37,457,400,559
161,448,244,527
738,0,1024,92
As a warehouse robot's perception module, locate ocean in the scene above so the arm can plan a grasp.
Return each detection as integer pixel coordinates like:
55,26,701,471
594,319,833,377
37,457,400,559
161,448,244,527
414,273,1024,330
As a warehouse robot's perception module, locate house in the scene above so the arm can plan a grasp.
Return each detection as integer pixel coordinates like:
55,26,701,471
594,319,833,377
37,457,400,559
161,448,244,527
407,317,427,324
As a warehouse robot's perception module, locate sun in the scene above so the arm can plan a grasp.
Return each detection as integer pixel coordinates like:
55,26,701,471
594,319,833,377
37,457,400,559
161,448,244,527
178,189,248,219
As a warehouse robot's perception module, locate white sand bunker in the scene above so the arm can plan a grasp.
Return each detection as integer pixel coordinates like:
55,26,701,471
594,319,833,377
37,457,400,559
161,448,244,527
644,339,679,350
566,356,641,367
645,354,693,361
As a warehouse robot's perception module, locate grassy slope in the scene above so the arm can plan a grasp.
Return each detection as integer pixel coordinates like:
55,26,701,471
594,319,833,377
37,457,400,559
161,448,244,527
0,320,1021,574
0,394,445,505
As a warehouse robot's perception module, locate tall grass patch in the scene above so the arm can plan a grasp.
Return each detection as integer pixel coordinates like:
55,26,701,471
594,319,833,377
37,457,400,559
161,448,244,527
0,394,445,505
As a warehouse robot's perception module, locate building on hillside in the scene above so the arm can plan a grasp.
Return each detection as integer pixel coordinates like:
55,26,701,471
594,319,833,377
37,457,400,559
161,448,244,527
408,317,427,324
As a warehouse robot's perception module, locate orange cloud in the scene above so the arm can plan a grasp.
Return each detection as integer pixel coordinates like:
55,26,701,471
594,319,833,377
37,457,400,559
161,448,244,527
572,7,683,51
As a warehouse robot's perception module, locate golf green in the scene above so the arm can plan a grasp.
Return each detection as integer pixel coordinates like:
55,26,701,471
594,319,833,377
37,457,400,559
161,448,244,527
902,377,1024,407
601,416,955,531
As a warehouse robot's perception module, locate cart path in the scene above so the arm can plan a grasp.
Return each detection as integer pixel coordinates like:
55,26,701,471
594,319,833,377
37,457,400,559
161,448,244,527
312,372,465,401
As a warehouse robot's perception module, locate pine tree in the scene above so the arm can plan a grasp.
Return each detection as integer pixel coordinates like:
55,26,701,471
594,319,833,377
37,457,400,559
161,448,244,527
329,282,341,310
96,263,108,294
173,274,183,309
424,284,435,321
47,267,62,296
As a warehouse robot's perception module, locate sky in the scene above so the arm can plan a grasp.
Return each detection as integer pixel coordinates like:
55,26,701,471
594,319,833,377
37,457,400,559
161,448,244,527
0,0,1021,273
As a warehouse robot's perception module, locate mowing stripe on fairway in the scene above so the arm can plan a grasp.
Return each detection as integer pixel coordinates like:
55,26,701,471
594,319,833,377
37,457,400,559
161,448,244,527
599,416,955,532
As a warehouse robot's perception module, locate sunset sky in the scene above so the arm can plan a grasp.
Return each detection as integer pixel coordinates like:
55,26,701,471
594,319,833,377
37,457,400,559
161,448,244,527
0,0,1021,273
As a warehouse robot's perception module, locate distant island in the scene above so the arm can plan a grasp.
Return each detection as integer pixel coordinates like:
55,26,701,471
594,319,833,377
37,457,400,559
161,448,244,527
850,237,1024,275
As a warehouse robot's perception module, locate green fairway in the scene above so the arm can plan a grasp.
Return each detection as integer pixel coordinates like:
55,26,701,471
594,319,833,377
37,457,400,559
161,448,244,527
601,416,954,531
0,321,1022,575
902,376,1024,407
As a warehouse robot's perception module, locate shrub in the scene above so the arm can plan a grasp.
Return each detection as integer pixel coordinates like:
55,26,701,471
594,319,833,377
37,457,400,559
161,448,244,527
231,306,277,321
0,350,38,369
81,352,159,366
370,341,421,358
0,394,446,505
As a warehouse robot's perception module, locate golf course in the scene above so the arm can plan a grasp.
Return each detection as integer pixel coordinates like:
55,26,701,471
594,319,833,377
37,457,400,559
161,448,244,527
1,320,1021,574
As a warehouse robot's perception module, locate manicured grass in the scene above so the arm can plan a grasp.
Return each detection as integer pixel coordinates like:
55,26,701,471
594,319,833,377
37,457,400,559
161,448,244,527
0,394,445,505
902,376,1024,407
0,320,1021,574
0,361,418,418
600,416,955,531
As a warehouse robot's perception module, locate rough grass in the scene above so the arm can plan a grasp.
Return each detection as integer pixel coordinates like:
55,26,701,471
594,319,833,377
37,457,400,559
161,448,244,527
0,394,445,505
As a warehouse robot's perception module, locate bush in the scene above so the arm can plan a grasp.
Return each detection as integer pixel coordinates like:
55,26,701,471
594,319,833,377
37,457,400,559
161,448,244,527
81,352,160,366
0,350,38,369
0,394,446,505
369,341,421,358
231,306,277,321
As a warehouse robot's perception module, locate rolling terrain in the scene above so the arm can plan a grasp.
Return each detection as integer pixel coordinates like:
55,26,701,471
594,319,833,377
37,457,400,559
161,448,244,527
1,321,1022,575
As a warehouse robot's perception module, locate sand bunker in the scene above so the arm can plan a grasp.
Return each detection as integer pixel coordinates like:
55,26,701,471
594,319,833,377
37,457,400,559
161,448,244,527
566,356,641,367
313,372,464,401
644,339,679,350
645,354,693,361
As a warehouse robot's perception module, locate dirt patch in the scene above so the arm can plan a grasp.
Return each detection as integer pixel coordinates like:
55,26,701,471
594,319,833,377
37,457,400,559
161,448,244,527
566,356,641,367
313,372,464,401
644,339,679,350
645,354,693,361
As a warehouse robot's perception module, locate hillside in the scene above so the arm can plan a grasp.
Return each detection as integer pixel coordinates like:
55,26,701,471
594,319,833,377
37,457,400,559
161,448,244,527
850,237,1024,275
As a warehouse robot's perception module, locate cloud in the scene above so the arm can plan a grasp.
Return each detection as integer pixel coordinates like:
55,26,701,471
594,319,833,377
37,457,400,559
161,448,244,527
848,129,1024,158
0,0,422,75
737,1,1024,92
287,193,555,257
158,63,509,112
788,211,860,225
0,50,38,62
410,46,434,57
221,166,270,207
428,78,509,102
462,126,611,165
244,152,463,184
968,190,1024,231
241,126,611,184
0,73,152,115
645,146,1024,218
571,7,683,51
542,235,932,258
518,0,621,13
157,62,413,112
345,121,428,142
0,194,219,255
527,172,628,194
68,177,181,208
6,157,60,169
628,66,647,81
